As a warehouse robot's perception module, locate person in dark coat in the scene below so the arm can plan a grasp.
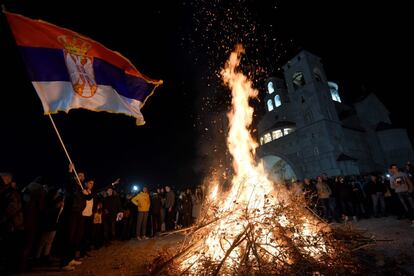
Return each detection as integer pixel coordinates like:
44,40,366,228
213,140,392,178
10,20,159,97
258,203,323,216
92,201,104,249
21,176,47,271
36,194,64,263
150,192,162,236
366,175,387,217
120,194,135,240
0,172,24,274
159,188,166,232
303,178,317,210
337,176,355,222
182,189,193,227
350,176,367,220
60,164,92,271
164,186,175,231
79,179,95,258
103,187,122,243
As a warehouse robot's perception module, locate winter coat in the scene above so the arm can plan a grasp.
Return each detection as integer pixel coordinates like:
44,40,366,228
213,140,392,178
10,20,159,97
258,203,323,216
316,181,331,199
131,192,150,212
366,180,386,195
150,194,162,215
103,195,122,219
0,185,24,234
337,181,353,201
165,190,175,209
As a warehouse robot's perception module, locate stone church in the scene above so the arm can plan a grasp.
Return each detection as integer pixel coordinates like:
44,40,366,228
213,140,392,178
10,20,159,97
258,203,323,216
257,50,414,181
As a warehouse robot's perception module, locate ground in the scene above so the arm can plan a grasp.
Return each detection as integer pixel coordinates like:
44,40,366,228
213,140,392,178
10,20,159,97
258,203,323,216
347,217,414,275
26,217,414,275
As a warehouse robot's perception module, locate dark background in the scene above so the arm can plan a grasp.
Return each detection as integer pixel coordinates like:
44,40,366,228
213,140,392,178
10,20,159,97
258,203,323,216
0,0,411,191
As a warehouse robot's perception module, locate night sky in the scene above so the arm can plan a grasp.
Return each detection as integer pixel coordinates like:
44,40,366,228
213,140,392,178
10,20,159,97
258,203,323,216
0,0,411,191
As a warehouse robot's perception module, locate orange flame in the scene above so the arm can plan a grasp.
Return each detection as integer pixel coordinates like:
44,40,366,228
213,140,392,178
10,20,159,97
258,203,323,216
178,45,328,273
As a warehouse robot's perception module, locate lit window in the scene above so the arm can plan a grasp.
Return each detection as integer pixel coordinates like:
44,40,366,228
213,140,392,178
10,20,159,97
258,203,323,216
267,99,274,111
264,133,272,143
274,94,281,107
267,81,275,94
260,137,264,145
292,71,306,89
272,130,283,140
284,128,293,135
328,82,341,102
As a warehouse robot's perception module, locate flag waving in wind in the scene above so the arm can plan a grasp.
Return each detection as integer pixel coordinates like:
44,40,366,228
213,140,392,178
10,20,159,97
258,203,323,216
5,11,163,125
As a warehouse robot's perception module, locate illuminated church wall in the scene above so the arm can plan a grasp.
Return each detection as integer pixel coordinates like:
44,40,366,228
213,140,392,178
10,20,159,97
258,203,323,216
257,50,414,179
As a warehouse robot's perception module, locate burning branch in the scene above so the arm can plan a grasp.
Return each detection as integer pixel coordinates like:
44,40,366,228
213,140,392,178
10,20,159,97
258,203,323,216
150,45,364,275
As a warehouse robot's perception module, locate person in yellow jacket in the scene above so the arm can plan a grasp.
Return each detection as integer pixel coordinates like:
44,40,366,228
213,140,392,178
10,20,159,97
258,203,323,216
131,187,150,240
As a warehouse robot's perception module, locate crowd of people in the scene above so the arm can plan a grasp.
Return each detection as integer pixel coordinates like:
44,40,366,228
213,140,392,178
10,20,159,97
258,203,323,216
289,163,414,226
1,162,414,274
0,164,205,274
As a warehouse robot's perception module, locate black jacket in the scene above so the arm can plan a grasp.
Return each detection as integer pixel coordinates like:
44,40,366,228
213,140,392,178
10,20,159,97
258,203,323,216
0,185,24,234
65,174,92,213
103,195,121,219
150,194,162,215
40,206,63,231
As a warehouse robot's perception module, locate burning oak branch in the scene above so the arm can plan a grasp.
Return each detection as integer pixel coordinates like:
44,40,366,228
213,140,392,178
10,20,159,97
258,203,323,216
152,45,360,275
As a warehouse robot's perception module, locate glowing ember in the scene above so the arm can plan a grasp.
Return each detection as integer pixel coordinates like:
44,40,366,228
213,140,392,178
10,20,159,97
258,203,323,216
159,45,340,275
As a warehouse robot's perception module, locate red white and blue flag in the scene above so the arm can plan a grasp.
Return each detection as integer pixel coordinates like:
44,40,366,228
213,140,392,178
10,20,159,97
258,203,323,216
5,11,163,125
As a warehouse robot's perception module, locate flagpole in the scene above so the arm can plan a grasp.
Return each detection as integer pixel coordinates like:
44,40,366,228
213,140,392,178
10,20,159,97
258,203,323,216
48,113,84,190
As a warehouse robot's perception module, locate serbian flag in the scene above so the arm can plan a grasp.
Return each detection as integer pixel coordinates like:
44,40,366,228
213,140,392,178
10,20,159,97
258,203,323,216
5,11,163,125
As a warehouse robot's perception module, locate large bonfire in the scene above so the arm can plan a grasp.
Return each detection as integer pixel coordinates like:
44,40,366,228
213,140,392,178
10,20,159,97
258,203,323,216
152,45,357,275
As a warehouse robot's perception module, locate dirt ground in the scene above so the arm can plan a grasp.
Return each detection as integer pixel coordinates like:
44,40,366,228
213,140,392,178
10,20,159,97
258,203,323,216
27,233,186,275
345,217,414,275
25,217,414,275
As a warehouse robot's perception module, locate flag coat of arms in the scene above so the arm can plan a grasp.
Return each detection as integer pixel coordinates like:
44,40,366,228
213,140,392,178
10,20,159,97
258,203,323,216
5,11,163,125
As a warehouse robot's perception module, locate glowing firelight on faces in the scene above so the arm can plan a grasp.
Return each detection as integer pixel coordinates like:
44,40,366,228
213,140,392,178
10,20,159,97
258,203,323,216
179,45,327,273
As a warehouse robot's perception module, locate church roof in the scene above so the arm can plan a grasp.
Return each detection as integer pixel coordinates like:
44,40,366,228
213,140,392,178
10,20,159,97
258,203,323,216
337,153,358,162
353,92,371,103
338,108,356,121
375,121,398,131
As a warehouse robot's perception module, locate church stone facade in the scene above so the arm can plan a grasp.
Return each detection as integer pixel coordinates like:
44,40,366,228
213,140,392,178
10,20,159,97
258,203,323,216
257,50,414,180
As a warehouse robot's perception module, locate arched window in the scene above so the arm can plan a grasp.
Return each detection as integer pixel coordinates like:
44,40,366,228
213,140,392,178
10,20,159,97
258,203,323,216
264,133,272,144
260,137,264,145
328,82,341,102
267,99,274,111
292,71,306,90
272,130,283,140
267,81,275,94
274,94,281,107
